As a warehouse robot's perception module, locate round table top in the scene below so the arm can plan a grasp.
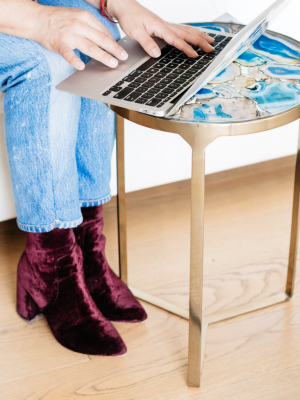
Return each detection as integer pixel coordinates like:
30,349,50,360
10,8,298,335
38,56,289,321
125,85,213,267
111,22,300,137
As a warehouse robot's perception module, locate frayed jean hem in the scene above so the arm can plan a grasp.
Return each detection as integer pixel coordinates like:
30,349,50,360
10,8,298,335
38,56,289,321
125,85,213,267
80,193,111,208
17,216,84,233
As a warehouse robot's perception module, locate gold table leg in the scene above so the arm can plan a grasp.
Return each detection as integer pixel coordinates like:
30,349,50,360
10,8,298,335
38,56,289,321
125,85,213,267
286,120,300,297
116,116,300,388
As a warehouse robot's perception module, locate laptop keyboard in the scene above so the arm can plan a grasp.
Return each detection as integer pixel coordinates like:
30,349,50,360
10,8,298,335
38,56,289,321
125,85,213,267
102,33,232,109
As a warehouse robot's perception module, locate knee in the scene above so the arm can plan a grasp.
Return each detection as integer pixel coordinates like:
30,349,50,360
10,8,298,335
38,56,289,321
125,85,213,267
0,34,73,93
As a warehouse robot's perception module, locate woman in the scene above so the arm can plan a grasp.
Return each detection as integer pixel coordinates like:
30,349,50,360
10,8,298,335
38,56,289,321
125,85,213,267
0,0,214,356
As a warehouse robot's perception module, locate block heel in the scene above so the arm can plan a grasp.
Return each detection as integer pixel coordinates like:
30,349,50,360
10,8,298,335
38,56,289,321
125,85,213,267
16,279,40,322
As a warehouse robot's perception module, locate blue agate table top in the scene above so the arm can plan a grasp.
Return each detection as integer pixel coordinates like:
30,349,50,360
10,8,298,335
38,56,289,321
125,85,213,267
169,22,300,123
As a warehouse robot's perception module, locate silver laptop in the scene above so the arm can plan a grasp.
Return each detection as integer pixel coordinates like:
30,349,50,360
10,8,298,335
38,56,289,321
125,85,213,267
57,0,291,118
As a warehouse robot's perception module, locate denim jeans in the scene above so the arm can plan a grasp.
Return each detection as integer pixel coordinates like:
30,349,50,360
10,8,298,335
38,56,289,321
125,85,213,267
0,0,120,232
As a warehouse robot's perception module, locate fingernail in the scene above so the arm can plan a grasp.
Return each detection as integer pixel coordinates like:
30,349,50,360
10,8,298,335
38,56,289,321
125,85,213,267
193,50,198,57
151,48,161,58
121,50,128,60
110,58,118,67
76,62,85,70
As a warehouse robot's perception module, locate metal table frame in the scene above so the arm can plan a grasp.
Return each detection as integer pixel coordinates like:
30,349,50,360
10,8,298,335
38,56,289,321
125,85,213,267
112,103,300,387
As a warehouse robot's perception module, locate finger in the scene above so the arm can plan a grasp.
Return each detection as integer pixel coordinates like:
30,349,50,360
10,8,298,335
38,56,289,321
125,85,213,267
82,25,128,60
176,24,215,44
154,25,199,58
131,28,162,58
77,38,119,67
169,25,214,52
57,43,85,70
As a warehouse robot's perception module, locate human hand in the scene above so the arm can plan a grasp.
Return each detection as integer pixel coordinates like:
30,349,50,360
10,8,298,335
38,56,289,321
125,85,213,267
36,6,128,70
108,0,215,58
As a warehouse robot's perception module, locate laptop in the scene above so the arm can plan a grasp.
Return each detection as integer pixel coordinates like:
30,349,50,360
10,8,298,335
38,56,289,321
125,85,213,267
57,0,291,118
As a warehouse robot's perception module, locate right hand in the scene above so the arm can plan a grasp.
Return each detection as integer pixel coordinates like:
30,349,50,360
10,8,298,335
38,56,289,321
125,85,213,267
36,6,128,70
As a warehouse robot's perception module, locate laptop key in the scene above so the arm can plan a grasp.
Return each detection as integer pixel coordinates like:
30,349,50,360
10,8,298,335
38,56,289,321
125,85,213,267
135,98,148,104
154,83,165,90
173,58,184,64
174,78,185,85
138,57,160,71
181,73,193,79
162,88,174,94
168,73,179,80
135,77,147,83
156,63,166,69
139,93,153,99
102,91,111,96
146,98,161,107
168,83,181,89
148,77,160,84
113,87,133,99
130,70,143,77
161,68,173,74
177,54,188,60
184,59,197,65
156,92,168,99
173,68,185,74
160,58,171,64
166,53,177,59
214,35,226,42
141,73,153,79
142,82,153,88
148,89,160,95
123,76,135,82
109,86,123,92
148,68,160,74
128,82,140,88
155,72,167,79
124,91,142,102
161,78,173,84
136,87,149,93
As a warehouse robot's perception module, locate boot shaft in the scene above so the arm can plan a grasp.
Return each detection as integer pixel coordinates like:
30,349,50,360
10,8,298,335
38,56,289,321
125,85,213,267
19,229,80,309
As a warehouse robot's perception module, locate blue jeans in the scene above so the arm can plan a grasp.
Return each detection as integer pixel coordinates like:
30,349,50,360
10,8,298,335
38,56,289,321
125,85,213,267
0,0,120,232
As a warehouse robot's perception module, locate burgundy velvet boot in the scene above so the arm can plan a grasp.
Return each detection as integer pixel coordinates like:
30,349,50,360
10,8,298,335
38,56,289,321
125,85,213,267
16,229,127,356
74,206,147,323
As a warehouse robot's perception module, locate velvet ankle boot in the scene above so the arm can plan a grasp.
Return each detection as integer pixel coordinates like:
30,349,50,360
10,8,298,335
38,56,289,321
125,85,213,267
16,229,127,356
74,206,147,323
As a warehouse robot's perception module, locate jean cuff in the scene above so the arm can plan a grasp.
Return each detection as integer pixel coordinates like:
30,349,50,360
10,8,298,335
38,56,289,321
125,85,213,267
80,193,111,208
17,215,84,233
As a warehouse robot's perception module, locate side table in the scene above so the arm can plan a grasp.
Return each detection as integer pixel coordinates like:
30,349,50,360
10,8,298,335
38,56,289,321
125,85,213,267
111,22,300,387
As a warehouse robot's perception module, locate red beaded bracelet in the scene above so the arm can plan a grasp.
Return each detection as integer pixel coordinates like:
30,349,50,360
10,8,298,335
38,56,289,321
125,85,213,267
100,0,117,23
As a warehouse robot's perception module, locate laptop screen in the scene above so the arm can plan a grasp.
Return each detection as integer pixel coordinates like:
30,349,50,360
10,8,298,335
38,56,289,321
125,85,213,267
167,0,292,116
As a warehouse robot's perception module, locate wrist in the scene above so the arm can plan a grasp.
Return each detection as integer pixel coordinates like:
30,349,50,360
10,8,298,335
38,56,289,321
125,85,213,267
108,0,136,20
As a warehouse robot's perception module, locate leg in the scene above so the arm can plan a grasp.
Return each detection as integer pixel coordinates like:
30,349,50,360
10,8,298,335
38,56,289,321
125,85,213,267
0,34,82,231
39,0,121,207
286,119,300,297
187,140,206,387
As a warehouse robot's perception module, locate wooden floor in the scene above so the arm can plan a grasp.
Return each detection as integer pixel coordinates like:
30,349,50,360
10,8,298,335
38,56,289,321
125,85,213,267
1,156,300,399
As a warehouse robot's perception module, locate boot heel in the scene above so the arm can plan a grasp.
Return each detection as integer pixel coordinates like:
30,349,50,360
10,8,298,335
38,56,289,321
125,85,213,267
17,253,40,322
17,278,40,322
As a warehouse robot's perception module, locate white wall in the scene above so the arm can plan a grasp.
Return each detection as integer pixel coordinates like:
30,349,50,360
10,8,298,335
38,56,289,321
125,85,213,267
1,0,300,222
109,0,300,195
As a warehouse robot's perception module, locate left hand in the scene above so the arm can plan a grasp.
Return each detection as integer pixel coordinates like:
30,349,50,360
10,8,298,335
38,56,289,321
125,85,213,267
108,0,215,59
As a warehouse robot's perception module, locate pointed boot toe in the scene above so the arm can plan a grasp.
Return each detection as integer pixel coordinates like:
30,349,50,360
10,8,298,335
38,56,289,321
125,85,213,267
74,205,147,323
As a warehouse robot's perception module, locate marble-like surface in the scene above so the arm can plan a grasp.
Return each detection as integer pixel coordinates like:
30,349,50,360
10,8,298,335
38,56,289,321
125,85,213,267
169,22,300,123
